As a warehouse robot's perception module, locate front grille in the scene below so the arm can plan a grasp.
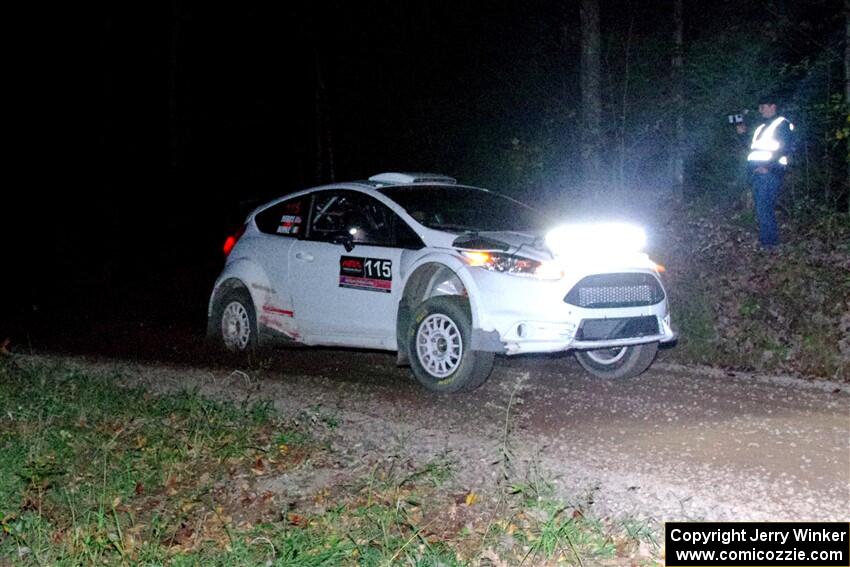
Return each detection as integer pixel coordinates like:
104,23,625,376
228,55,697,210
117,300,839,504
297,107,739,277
576,316,660,341
564,273,664,309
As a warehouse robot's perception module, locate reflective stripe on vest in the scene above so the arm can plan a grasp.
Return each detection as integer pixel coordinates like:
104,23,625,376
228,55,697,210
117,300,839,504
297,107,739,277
747,116,790,163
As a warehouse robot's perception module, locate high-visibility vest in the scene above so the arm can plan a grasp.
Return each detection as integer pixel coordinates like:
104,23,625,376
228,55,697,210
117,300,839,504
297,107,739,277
748,116,793,166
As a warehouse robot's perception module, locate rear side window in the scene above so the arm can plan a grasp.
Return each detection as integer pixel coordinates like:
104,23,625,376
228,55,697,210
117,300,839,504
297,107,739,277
255,197,306,237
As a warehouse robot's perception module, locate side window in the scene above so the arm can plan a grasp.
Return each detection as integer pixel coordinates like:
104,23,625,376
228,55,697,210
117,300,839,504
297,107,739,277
308,191,394,246
255,197,306,237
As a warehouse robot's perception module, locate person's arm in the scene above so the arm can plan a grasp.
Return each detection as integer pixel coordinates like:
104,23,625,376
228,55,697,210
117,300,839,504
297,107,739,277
736,123,750,148
778,120,794,154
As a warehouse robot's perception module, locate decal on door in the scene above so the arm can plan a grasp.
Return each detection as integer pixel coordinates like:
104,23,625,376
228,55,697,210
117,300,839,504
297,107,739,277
262,305,294,317
259,303,299,340
339,256,392,293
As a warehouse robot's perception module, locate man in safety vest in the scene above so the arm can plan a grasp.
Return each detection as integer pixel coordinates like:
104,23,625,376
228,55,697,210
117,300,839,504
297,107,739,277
736,95,794,249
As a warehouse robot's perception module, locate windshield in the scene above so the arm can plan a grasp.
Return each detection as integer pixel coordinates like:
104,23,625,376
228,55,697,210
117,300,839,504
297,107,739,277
379,186,548,232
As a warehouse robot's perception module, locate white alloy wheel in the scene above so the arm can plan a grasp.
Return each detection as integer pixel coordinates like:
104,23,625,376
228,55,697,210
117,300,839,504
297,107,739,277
407,296,495,393
416,313,464,378
221,301,252,351
585,346,628,365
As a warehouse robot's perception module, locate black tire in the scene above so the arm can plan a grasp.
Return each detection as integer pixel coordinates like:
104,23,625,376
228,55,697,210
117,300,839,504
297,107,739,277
574,342,658,379
407,296,495,393
211,288,258,353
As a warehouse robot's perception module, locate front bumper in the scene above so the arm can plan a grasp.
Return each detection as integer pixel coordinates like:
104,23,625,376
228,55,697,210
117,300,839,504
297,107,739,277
467,266,676,355
492,313,675,355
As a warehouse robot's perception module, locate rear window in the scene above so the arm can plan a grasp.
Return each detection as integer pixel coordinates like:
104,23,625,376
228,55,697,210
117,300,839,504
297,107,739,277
255,197,307,237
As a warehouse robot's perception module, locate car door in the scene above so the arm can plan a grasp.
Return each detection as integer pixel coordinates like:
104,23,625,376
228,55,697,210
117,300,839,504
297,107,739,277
288,190,408,346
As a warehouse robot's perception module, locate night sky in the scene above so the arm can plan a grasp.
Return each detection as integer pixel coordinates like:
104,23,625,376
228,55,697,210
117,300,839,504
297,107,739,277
5,0,846,336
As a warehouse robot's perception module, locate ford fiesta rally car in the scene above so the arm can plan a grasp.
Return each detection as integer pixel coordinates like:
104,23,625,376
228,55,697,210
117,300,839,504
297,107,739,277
208,172,676,392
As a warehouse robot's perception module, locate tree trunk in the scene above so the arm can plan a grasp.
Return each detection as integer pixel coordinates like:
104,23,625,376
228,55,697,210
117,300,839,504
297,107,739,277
580,0,603,196
672,0,684,200
845,0,850,212
619,16,634,191
314,50,335,183
168,0,180,169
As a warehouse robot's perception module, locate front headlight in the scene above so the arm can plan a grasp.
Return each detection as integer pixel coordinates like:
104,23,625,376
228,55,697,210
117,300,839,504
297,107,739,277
461,251,563,280
545,223,647,255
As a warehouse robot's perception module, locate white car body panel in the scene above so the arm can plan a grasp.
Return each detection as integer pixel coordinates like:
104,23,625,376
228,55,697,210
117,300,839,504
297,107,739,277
402,251,485,327
288,239,403,346
467,261,673,354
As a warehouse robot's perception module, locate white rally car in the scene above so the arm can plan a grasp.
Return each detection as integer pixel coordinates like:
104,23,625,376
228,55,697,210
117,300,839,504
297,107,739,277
208,172,676,392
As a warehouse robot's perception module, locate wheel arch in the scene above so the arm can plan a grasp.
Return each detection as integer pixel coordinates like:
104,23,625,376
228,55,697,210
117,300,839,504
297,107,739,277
395,256,482,362
207,258,271,339
207,278,251,339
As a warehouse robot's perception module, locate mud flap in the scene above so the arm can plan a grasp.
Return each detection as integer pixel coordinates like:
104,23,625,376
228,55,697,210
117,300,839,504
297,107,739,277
471,329,505,353
396,303,411,366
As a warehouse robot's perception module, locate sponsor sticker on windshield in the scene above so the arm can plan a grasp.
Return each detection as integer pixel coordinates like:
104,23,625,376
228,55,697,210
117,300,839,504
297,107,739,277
339,256,392,293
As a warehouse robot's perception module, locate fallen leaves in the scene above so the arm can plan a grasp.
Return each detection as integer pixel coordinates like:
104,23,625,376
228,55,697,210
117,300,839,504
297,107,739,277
164,474,179,496
251,457,266,476
161,521,194,548
661,206,850,379
480,547,511,567
286,512,308,527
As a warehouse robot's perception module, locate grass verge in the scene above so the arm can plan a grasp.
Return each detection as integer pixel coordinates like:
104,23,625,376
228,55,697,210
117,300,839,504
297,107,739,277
0,359,656,565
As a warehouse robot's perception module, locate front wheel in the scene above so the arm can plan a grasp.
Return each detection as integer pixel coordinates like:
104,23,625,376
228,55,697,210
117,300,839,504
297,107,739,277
407,296,495,393
574,342,658,379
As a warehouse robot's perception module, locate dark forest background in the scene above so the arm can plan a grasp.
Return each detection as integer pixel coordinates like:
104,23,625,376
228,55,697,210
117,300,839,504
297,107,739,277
5,0,849,340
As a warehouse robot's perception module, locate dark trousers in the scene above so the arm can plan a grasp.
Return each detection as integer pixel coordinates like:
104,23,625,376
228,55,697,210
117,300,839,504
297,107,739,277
751,171,782,247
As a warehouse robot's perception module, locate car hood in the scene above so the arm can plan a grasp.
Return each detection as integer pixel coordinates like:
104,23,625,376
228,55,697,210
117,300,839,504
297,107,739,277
420,226,660,273
441,230,554,261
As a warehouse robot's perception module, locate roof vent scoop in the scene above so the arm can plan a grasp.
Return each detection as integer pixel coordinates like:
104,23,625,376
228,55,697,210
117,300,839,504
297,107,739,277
368,172,457,185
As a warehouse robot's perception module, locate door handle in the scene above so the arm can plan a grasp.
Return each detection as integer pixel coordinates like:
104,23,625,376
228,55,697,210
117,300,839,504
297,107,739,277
295,251,314,262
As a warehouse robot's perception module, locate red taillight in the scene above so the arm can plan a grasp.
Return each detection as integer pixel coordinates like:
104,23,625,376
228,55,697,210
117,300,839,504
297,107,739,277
223,236,237,255
223,225,246,256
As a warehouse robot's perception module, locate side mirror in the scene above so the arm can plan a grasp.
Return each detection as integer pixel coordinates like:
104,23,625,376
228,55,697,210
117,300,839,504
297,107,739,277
331,233,355,252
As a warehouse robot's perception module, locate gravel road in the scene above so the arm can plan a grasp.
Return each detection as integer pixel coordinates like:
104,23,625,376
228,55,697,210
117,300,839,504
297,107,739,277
29,349,850,526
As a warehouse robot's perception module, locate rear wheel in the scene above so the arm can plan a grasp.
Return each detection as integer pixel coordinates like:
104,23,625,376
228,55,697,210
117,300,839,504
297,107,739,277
407,296,495,393
574,342,658,379
212,288,258,353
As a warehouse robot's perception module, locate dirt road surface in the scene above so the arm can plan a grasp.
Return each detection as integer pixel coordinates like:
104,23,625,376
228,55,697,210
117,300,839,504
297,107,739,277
28,349,850,526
